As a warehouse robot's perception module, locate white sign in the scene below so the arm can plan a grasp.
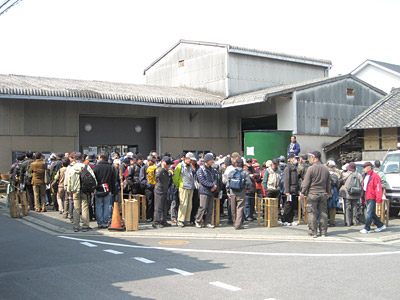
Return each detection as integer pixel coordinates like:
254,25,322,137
246,146,255,156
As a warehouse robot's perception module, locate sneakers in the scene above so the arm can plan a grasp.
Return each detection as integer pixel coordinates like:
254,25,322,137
291,222,298,226
375,224,386,232
195,221,202,228
177,221,185,227
283,222,290,226
206,224,215,229
360,228,371,234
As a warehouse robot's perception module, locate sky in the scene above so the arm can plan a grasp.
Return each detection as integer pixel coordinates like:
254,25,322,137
0,0,398,84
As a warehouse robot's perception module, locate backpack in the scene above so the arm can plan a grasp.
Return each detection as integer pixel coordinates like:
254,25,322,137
347,173,362,196
146,165,157,185
10,162,21,183
230,169,244,191
25,162,33,185
80,165,97,195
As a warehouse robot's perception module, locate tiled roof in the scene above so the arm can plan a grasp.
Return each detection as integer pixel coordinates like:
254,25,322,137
0,74,223,107
345,89,400,130
222,74,384,107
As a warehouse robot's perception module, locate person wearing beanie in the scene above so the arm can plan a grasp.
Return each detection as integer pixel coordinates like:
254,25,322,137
195,153,217,228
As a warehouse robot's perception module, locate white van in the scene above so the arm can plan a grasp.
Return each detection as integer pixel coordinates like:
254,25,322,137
381,150,400,216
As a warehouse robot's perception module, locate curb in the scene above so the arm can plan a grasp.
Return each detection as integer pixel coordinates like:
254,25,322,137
2,199,400,243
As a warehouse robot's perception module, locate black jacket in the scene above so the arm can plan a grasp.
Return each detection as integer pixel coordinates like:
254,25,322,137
93,161,116,197
155,168,171,194
126,163,143,194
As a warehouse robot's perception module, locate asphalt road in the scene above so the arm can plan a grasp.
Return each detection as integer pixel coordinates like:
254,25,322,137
1,208,400,300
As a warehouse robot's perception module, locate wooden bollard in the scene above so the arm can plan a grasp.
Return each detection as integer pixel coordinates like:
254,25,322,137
124,195,139,231
257,197,279,227
211,198,220,226
134,194,147,223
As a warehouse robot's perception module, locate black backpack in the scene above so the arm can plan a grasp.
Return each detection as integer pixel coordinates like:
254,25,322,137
80,165,97,195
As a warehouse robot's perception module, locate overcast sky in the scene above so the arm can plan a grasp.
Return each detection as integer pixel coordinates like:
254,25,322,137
0,0,398,84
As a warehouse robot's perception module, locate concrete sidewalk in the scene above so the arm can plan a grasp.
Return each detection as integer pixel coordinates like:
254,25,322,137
1,196,400,243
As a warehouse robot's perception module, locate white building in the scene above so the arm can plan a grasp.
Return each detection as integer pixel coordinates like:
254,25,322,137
351,59,400,93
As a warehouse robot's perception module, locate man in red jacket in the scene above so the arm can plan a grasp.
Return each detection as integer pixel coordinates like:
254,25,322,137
360,162,386,234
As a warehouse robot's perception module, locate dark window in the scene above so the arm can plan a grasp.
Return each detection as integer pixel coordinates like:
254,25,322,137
320,118,329,127
346,88,355,96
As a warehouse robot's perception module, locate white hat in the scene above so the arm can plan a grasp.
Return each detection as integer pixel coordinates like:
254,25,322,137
126,152,134,158
327,160,336,167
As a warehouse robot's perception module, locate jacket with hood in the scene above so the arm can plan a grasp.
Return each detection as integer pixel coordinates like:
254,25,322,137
67,161,97,194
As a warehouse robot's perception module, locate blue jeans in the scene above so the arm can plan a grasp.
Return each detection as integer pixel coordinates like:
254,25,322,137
244,193,255,219
364,199,383,231
95,194,112,226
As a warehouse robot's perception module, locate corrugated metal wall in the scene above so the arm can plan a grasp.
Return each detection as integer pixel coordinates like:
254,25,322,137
296,78,384,136
228,53,327,97
146,44,227,97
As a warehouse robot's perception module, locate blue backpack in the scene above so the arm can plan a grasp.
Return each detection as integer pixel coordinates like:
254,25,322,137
230,169,244,191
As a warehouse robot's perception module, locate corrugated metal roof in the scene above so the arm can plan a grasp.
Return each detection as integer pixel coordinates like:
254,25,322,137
222,74,384,107
144,39,332,74
345,88,400,130
0,74,223,107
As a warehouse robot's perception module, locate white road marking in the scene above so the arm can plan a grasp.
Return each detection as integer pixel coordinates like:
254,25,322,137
103,249,124,255
210,281,241,291
58,236,400,257
166,268,193,276
80,242,98,248
133,257,155,264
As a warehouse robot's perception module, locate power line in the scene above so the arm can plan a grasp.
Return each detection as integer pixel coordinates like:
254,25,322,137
0,0,23,17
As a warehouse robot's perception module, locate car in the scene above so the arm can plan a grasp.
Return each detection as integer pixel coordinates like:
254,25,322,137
380,150,400,217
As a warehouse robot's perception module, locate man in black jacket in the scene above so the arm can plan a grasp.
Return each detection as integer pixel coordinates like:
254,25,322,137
152,156,173,228
93,152,116,228
127,154,144,195
282,153,299,226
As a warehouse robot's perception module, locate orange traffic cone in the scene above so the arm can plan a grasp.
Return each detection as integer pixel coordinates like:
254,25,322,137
108,202,125,231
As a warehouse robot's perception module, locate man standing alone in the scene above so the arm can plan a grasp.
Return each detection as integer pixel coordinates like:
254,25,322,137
301,151,331,238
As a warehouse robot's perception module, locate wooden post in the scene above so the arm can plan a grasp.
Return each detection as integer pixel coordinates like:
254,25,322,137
120,165,125,226
212,198,220,226
257,196,261,226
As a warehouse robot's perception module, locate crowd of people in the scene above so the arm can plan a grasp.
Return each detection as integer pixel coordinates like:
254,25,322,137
7,135,388,237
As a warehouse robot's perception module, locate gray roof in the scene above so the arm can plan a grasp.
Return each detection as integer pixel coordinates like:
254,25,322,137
345,88,400,130
144,39,332,74
222,74,384,107
0,74,223,107
369,60,400,74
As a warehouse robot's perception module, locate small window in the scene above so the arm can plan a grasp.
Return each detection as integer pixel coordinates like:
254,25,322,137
320,118,329,127
346,88,355,96
178,60,184,67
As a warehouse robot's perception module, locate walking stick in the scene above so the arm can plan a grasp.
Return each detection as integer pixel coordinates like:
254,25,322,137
120,165,125,226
